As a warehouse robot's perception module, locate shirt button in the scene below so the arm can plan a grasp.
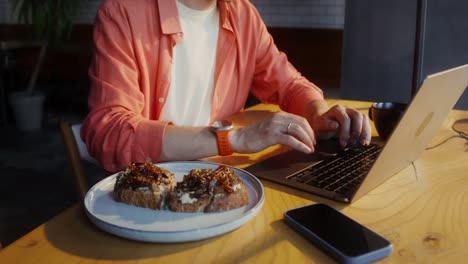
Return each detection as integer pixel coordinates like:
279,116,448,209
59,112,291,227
145,157,152,163
159,97,164,103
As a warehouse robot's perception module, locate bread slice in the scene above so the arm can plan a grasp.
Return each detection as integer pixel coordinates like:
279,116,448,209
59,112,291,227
169,166,249,213
114,163,176,210
168,168,213,213
205,166,249,213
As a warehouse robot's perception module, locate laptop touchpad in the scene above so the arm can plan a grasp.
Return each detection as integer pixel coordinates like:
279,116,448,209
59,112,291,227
245,143,335,180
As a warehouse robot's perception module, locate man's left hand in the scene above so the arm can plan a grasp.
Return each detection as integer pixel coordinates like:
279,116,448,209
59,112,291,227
304,100,372,148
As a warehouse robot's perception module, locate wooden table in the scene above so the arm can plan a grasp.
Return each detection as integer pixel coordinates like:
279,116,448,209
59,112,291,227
1,100,467,263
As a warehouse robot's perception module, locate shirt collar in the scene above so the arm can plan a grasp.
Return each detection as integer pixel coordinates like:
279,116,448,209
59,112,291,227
157,0,182,35
158,0,232,34
218,0,233,31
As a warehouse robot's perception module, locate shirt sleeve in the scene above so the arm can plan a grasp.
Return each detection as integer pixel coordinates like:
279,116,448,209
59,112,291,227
81,3,169,172
249,8,324,116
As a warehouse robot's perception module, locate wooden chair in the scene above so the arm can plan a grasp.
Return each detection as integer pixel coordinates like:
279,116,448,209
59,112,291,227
59,121,99,199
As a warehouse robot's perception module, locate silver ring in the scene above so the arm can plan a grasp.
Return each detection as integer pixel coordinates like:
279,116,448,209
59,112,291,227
286,122,292,134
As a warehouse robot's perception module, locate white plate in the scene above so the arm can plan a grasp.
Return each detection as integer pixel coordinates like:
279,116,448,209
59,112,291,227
84,161,265,243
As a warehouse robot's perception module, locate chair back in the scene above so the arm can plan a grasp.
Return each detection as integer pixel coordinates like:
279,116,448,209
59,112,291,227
70,124,99,165
60,121,99,199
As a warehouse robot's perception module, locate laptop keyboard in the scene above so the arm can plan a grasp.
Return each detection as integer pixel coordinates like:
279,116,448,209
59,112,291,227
287,143,382,195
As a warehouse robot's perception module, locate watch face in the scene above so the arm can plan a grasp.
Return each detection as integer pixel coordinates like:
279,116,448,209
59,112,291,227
211,120,233,131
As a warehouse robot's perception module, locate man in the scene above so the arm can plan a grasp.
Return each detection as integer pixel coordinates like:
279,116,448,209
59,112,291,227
81,0,371,172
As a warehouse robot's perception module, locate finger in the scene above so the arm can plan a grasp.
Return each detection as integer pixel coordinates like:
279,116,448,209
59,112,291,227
297,118,317,146
274,112,316,145
283,121,316,150
346,109,364,147
277,132,314,153
360,114,372,145
330,105,351,147
345,108,373,146
293,116,315,145
309,114,339,141
313,116,339,138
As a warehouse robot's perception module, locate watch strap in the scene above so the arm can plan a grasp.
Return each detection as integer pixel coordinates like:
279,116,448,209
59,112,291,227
214,130,233,156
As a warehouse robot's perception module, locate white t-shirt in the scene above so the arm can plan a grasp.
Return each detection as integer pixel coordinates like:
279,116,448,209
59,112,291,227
160,1,219,126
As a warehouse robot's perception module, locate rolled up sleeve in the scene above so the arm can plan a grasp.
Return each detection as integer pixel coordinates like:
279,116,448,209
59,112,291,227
250,11,324,116
81,3,168,172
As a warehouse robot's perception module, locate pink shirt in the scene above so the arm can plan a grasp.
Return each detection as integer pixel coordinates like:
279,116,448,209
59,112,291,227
82,0,324,172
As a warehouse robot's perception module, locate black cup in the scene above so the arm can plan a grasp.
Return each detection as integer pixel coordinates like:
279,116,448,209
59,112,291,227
368,102,407,140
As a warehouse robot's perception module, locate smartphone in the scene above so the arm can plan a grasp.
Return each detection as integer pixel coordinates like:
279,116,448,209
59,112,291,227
284,203,392,264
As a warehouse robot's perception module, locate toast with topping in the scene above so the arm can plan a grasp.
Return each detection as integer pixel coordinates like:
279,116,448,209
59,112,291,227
169,165,249,213
114,163,176,210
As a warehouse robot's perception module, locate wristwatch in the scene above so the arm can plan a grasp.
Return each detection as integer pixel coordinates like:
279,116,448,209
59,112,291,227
210,120,234,156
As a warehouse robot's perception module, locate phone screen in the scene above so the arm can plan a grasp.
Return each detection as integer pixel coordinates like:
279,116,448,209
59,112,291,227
285,203,391,257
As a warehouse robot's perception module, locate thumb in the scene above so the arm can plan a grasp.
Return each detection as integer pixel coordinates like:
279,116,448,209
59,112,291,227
318,117,339,131
313,117,339,140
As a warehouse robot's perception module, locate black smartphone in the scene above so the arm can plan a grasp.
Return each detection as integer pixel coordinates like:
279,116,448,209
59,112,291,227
284,203,392,264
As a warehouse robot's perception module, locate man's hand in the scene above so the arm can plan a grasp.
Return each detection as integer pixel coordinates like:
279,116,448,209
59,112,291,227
228,100,371,155
229,111,317,154
305,100,372,147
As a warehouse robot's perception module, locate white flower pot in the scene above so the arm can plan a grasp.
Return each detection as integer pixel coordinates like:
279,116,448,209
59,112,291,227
8,91,46,131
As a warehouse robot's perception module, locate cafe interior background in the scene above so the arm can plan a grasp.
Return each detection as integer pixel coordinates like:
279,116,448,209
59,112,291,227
1,0,467,249
0,0,345,248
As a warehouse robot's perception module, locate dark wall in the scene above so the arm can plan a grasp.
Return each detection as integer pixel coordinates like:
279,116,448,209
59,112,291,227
341,0,418,104
270,28,343,89
1,25,342,87
1,25,343,117
341,0,468,109
421,0,468,109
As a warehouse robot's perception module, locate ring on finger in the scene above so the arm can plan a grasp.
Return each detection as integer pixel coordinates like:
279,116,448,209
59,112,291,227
286,122,292,134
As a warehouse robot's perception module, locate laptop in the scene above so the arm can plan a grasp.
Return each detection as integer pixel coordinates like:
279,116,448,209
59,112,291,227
245,64,468,203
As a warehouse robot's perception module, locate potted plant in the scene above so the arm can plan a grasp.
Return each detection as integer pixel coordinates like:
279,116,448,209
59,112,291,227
8,0,86,131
